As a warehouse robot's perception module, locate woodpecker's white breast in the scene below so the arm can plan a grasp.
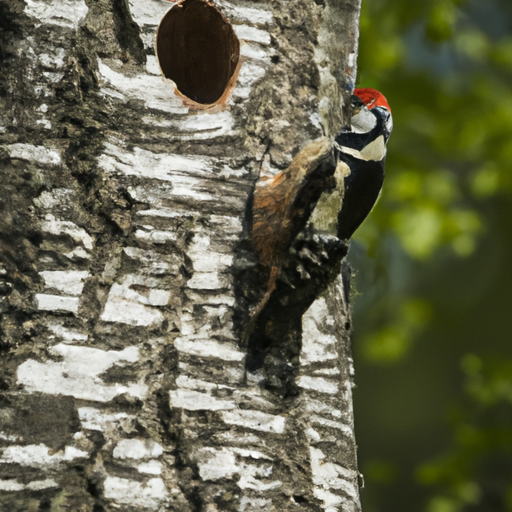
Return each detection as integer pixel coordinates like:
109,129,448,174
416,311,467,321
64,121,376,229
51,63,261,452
351,107,377,133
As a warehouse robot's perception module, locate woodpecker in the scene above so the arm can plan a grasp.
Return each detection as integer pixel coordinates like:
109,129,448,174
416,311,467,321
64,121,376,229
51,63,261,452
250,87,392,297
241,89,391,384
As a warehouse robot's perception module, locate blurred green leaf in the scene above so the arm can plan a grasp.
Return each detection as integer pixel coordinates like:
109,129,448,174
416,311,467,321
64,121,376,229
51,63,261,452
470,164,500,197
426,1,459,42
391,205,443,259
362,299,432,362
426,496,461,512
491,37,512,67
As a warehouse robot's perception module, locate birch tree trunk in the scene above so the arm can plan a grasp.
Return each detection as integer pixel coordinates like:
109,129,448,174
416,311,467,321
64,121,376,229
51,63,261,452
0,0,362,510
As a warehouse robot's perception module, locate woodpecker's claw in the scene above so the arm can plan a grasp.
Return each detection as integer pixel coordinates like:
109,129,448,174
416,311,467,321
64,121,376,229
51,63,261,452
296,263,311,280
298,247,322,266
279,227,348,289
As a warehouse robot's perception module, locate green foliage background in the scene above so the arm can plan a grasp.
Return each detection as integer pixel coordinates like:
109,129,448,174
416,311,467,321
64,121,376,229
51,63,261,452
350,0,512,510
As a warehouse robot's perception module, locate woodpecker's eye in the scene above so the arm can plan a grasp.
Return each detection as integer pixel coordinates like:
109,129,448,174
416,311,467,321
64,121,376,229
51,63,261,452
351,95,365,110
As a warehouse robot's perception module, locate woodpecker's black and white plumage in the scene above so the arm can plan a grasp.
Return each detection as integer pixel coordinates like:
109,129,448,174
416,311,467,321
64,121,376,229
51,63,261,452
243,89,392,381
334,88,392,239
247,88,392,340
306,88,392,243
253,88,392,267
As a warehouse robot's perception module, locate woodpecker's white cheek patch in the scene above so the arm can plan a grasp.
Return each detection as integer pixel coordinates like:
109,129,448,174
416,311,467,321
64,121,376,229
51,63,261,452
351,108,377,133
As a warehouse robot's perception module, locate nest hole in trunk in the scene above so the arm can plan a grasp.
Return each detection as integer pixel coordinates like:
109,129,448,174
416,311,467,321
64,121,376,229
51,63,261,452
156,0,241,106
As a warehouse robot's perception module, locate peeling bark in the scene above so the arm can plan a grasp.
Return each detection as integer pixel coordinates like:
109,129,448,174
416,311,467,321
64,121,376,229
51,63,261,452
0,0,362,510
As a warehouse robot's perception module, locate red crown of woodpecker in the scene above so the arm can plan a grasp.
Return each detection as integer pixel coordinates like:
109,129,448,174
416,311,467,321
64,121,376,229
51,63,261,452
354,88,391,113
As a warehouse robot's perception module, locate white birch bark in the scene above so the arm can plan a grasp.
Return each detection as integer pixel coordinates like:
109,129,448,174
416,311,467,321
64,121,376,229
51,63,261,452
0,0,362,510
